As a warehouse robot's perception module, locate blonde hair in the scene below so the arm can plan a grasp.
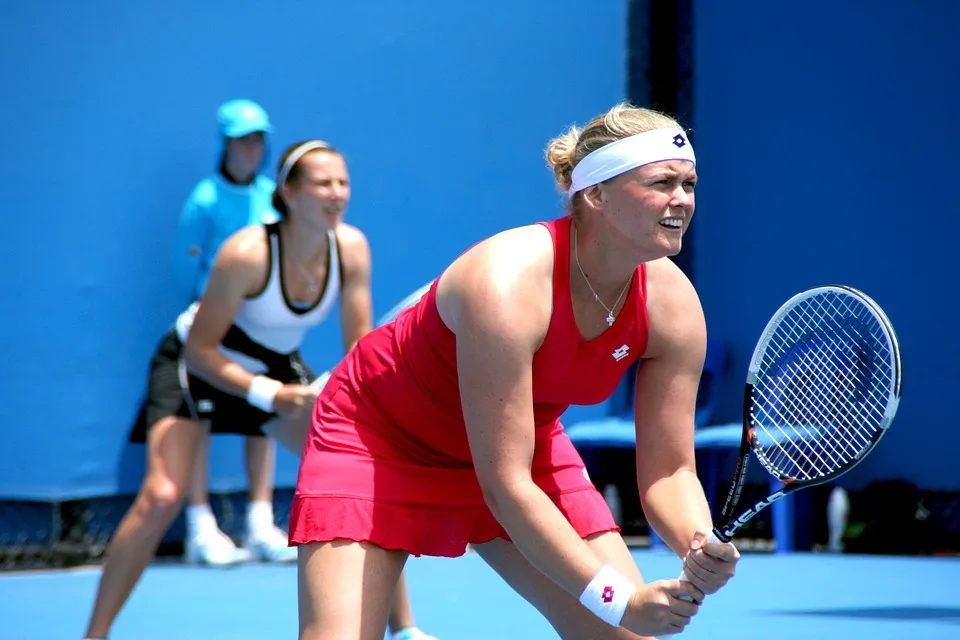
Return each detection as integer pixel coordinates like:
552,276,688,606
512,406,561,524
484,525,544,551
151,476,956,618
545,103,685,196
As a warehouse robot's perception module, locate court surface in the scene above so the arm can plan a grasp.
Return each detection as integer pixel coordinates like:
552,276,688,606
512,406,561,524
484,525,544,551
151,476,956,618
1,548,956,639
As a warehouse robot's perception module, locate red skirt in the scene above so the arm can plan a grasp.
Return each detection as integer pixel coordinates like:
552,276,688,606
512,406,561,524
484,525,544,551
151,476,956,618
290,379,618,558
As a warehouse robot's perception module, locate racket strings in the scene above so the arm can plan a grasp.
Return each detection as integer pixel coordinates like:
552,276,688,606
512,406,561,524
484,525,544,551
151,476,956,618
753,358,873,478
793,296,896,404
756,335,881,476
756,321,887,477
751,293,894,481
763,327,878,451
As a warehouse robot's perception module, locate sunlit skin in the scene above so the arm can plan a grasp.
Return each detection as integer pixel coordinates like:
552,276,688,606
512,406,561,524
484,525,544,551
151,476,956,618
281,151,350,231
570,159,698,305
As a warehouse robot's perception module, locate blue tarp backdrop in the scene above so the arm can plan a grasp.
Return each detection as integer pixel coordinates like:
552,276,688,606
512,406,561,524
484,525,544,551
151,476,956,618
693,1,958,489
1,1,957,501
0,0,627,499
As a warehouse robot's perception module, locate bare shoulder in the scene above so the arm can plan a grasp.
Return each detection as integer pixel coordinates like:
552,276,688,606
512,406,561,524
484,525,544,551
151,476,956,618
334,222,370,252
334,222,371,271
468,223,554,280
438,223,555,342
643,257,706,359
454,223,555,304
206,225,270,297
216,225,269,270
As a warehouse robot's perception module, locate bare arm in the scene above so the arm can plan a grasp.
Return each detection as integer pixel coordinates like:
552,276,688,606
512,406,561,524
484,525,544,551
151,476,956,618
634,259,713,556
445,228,607,599
336,224,373,353
184,227,269,396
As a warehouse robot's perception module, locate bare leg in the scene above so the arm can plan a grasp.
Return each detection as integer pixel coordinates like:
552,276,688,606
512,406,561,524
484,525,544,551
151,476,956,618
184,431,223,550
242,434,295,561
387,569,418,632
264,413,426,635
84,417,203,638
473,531,654,640
298,540,408,640
187,431,211,508
245,435,275,504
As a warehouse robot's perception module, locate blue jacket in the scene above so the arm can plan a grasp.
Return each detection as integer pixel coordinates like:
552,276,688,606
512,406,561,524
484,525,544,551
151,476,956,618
171,173,279,304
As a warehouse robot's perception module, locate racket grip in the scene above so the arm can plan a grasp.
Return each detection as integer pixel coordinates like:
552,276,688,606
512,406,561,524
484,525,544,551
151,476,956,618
658,531,723,638
677,530,722,597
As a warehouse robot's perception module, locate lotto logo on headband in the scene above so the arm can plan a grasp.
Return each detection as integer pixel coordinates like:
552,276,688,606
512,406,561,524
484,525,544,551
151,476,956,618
568,128,697,196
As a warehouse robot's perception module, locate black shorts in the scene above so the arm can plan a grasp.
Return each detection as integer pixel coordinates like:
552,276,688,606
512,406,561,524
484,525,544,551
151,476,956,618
129,330,315,442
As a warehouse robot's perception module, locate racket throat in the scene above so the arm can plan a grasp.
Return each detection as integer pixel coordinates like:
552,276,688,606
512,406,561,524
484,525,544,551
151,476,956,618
719,488,790,540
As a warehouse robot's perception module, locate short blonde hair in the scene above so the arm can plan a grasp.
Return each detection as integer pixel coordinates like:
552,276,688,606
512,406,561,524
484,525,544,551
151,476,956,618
545,103,685,197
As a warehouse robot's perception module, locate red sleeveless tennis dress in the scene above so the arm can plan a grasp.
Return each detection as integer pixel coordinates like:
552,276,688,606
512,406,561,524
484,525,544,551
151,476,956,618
290,216,649,557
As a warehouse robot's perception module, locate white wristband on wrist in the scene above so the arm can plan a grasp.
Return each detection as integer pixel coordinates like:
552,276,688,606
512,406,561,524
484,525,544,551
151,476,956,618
246,375,282,413
579,564,635,627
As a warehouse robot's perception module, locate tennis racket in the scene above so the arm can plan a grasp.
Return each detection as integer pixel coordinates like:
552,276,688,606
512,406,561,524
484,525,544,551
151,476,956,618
678,285,901,581
376,280,434,327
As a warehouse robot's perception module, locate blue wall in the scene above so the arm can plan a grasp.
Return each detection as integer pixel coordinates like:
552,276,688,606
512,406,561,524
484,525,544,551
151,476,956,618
693,2,959,489
0,1,626,499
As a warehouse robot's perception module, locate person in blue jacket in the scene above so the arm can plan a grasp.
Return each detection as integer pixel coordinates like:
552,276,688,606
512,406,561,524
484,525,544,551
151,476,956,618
167,99,294,566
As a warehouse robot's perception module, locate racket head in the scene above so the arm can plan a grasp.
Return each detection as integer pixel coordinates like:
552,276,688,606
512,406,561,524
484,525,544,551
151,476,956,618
714,285,902,540
376,280,434,327
309,370,332,392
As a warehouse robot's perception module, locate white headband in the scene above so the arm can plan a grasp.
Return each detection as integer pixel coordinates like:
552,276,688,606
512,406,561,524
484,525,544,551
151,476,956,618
278,140,333,186
567,128,696,196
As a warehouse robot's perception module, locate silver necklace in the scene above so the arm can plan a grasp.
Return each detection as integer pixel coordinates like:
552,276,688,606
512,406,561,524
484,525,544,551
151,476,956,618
573,226,631,327
292,261,319,296
283,228,323,296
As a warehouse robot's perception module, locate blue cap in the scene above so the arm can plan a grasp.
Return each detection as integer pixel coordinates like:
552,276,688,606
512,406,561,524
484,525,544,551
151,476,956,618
217,99,273,138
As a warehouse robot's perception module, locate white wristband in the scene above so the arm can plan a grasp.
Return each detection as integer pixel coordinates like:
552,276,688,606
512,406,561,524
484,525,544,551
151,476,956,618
579,564,635,627
246,375,283,413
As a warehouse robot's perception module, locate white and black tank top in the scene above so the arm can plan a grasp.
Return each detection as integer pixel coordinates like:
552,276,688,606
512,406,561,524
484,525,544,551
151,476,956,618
175,223,340,376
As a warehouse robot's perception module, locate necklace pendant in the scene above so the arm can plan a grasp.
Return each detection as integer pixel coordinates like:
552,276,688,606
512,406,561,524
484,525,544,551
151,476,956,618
606,311,615,327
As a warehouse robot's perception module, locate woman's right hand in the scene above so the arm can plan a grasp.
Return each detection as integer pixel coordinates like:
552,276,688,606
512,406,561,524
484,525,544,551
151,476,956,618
620,579,704,637
272,383,320,419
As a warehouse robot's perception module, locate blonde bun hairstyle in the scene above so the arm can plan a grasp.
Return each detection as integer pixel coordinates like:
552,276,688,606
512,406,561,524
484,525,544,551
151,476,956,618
545,103,685,199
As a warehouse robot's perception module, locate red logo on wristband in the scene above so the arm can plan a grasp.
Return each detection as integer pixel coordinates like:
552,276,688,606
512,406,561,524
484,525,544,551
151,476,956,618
602,586,614,603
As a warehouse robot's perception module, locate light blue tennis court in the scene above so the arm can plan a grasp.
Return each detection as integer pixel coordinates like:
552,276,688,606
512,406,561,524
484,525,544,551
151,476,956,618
2,548,956,639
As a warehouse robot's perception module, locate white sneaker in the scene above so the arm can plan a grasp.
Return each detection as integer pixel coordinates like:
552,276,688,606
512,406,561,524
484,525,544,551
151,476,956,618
244,524,298,563
184,529,252,567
